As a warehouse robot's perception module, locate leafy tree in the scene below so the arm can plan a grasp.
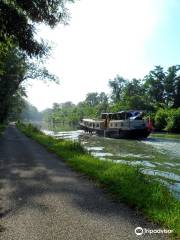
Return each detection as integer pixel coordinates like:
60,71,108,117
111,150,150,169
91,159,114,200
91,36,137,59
0,46,58,123
165,66,180,108
85,92,99,107
144,66,165,107
0,47,27,122
123,78,143,97
109,75,126,103
0,0,75,57
144,65,180,108
8,87,26,121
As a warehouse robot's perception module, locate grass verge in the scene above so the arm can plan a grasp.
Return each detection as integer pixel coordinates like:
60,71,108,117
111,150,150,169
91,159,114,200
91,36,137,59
0,124,6,135
150,132,180,140
17,122,180,237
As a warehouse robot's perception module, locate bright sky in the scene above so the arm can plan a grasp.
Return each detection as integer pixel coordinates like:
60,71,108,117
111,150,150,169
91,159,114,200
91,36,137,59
26,0,180,111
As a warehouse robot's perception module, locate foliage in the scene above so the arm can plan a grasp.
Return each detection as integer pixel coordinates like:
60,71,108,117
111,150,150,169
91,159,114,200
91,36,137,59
109,75,126,103
42,65,180,133
17,122,180,237
0,45,58,123
107,65,180,112
20,101,42,122
7,87,27,121
43,92,109,127
154,108,180,133
166,108,180,133
150,132,180,140
0,47,27,123
0,0,75,57
0,0,73,123
154,108,169,130
144,65,180,108
0,124,6,135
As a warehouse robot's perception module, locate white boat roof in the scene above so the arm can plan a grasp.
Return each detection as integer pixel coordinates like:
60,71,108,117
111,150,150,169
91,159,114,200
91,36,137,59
83,118,104,122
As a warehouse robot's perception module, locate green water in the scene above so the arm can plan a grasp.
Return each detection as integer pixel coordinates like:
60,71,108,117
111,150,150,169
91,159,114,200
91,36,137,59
42,124,180,198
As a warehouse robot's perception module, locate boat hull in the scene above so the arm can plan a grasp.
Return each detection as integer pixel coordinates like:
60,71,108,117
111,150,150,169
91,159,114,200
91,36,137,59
79,124,151,139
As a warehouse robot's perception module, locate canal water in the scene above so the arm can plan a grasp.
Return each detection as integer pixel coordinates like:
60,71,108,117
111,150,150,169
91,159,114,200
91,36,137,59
42,128,180,198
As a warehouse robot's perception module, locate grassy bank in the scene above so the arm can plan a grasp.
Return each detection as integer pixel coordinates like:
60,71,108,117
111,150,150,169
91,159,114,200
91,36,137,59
0,124,6,135
150,132,180,140
17,123,180,237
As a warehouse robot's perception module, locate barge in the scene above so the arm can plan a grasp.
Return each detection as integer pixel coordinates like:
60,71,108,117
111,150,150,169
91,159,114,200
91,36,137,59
79,111,152,139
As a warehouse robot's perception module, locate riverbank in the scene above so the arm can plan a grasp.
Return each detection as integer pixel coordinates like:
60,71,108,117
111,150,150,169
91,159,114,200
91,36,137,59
0,124,6,135
150,132,180,140
17,123,180,237
0,124,6,232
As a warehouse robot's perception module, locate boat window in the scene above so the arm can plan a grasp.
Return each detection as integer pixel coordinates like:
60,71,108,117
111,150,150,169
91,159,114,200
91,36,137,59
115,123,118,127
101,114,107,119
118,112,126,120
111,114,117,120
135,116,143,120
96,123,100,128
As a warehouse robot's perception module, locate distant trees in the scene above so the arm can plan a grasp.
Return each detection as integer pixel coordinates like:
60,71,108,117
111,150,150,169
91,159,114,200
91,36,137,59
0,46,58,123
42,65,180,133
108,75,150,111
109,75,126,103
42,92,109,127
20,101,42,122
144,65,180,108
108,65,180,112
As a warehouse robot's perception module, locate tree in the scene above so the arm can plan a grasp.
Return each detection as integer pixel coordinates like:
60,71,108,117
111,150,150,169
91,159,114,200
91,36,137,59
0,46,58,123
109,75,126,103
85,93,99,107
0,0,75,57
20,101,42,122
144,65,180,108
165,66,180,108
7,87,26,121
0,47,27,122
144,66,165,107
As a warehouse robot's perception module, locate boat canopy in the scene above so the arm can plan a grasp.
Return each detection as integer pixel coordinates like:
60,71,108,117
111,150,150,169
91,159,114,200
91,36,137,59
101,111,144,120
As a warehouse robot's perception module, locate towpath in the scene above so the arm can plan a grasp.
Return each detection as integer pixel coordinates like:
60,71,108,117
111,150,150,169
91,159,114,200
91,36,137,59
0,126,168,240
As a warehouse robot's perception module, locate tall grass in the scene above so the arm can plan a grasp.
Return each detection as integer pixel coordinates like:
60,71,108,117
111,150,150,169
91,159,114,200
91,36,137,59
17,122,180,237
151,132,180,140
0,124,6,135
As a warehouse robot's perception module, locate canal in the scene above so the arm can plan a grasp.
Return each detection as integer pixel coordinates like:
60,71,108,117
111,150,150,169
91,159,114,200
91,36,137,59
42,127,180,198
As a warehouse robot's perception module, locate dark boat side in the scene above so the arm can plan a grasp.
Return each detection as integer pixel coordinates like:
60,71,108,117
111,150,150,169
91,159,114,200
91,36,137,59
79,111,152,139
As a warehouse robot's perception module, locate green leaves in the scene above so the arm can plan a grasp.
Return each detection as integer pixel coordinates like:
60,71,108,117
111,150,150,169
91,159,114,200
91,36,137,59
0,0,76,57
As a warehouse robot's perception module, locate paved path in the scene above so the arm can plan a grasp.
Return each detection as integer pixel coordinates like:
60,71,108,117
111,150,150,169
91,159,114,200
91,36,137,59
0,126,169,240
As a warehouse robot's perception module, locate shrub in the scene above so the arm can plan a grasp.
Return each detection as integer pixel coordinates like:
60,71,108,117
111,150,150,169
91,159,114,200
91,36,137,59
154,108,168,130
166,108,180,133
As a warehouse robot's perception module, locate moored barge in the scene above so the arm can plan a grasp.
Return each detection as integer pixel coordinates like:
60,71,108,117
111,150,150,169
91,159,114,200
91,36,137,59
79,111,152,139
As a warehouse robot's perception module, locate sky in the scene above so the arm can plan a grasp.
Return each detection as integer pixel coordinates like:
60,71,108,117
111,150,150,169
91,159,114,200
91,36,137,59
26,0,180,111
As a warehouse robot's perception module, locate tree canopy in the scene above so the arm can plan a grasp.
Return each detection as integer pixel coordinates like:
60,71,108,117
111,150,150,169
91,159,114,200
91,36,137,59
0,0,75,57
0,0,75,123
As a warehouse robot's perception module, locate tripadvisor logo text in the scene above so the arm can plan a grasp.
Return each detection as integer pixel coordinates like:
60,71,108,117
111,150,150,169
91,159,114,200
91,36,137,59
134,227,174,236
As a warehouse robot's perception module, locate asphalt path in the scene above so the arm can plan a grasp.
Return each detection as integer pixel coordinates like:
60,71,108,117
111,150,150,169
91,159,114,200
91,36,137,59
0,126,169,240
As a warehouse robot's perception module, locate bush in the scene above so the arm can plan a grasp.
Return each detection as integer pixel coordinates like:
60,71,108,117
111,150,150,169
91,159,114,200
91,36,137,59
166,108,180,133
154,108,180,133
154,108,168,130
